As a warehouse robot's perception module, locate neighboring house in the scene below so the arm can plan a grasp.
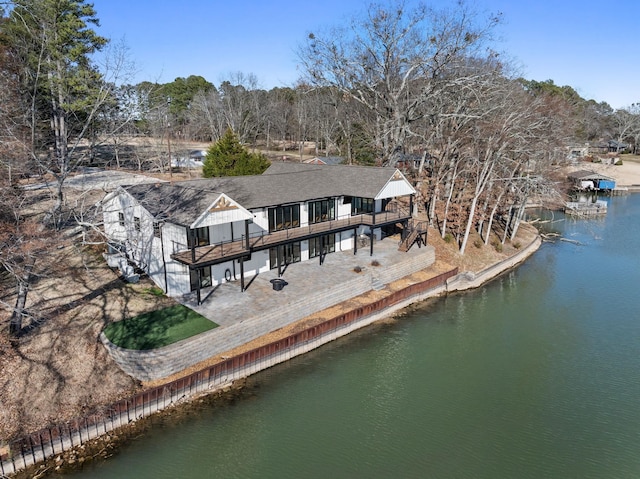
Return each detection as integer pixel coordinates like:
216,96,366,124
607,140,628,153
304,156,344,165
567,144,589,160
102,162,417,303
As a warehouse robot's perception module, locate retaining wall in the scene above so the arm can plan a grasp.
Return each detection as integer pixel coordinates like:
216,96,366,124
446,235,542,292
1,268,456,477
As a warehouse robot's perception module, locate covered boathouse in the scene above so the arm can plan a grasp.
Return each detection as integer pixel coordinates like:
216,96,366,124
567,170,616,192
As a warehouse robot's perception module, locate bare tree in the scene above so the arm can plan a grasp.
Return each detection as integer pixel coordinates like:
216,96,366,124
611,105,640,153
299,0,501,163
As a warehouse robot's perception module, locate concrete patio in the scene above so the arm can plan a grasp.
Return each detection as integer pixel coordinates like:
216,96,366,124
102,237,436,381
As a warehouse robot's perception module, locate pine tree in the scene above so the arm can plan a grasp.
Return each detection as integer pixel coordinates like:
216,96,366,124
3,0,109,225
203,128,270,177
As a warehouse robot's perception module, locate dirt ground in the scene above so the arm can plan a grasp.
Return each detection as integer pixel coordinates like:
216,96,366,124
0,154,540,444
570,154,640,186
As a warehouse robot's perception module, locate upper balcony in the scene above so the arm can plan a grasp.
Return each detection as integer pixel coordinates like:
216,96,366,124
171,206,411,268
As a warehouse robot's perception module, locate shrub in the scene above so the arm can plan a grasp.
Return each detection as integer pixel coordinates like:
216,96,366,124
513,241,522,249
353,266,362,273
473,239,483,249
371,260,380,267
443,233,454,244
493,241,503,252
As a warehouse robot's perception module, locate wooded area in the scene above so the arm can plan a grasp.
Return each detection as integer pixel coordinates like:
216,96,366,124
1,0,640,335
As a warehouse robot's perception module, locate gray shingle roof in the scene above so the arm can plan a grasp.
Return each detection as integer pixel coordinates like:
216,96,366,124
122,163,409,226
567,170,616,181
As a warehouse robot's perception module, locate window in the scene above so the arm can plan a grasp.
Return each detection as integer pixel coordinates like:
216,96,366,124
269,242,301,269
134,216,141,232
153,221,162,238
190,267,212,291
351,197,374,215
118,212,125,227
309,234,335,258
268,205,300,232
308,199,335,224
189,227,210,247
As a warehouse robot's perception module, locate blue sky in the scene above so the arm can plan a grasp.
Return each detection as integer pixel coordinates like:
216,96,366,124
92,0,638,109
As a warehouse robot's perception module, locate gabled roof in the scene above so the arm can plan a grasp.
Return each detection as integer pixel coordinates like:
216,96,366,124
122,162,415,226
303,156,344,165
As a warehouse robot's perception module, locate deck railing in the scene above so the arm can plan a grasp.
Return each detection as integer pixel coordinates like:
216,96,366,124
172,207,412,266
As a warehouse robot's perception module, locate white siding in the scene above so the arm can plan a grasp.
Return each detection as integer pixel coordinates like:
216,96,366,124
336,198,351,220
161,223,190,296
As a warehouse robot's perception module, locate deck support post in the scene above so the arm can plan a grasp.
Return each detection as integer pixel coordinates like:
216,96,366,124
189,228,196,263
244,219,250,251
240,257,245,292
196,269,202,305
353,228,358,254
369,228,374,256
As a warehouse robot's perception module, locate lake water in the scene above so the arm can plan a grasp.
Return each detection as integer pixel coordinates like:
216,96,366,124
57,194,640,479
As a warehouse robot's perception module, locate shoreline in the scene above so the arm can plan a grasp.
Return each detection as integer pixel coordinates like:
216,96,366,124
1,228,542,477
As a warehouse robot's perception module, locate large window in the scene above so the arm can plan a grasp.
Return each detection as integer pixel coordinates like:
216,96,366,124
189,227,210,247
268,204,300,232
190,267,212,291
351,197,374,215
308,199,335,224
309,234,336,258
269,242,301,269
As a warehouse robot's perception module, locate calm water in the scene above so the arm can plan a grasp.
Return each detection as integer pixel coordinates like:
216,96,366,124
59,195,640,479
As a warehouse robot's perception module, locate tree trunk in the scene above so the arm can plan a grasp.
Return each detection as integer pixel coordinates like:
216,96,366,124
510,201,527,240
485,202,499,245
460,195,478,255
9,262,35,335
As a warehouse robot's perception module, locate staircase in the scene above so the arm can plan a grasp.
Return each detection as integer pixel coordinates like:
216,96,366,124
398,220,427,252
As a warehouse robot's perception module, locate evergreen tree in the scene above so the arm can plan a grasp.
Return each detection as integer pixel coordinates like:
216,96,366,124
203,128,270,177
3,0,109,225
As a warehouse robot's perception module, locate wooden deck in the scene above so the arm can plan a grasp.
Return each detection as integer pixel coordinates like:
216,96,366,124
564,200,607,217
172,211,411,268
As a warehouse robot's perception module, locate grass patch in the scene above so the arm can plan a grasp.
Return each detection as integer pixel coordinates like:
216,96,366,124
104,304,217,350
142,286,165,296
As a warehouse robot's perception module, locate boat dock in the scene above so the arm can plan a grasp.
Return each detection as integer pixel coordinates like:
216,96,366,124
564,200,607,217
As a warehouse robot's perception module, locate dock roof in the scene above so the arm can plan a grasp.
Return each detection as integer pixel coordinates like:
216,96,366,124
567,170,616,182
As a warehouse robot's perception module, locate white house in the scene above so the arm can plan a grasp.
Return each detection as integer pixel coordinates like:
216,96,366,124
102,162,419,303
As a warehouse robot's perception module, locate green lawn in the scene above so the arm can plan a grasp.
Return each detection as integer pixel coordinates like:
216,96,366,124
104,304,217,350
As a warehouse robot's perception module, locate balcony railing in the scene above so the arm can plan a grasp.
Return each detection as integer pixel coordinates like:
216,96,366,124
171,206,412,267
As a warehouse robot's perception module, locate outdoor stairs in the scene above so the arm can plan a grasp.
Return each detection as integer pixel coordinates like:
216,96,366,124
371,277,386,291
398,228,419,252
398,219,428,253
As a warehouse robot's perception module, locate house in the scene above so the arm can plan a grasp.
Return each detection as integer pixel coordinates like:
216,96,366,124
102,163,418,303
303,156,344,165
607,140,628,153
